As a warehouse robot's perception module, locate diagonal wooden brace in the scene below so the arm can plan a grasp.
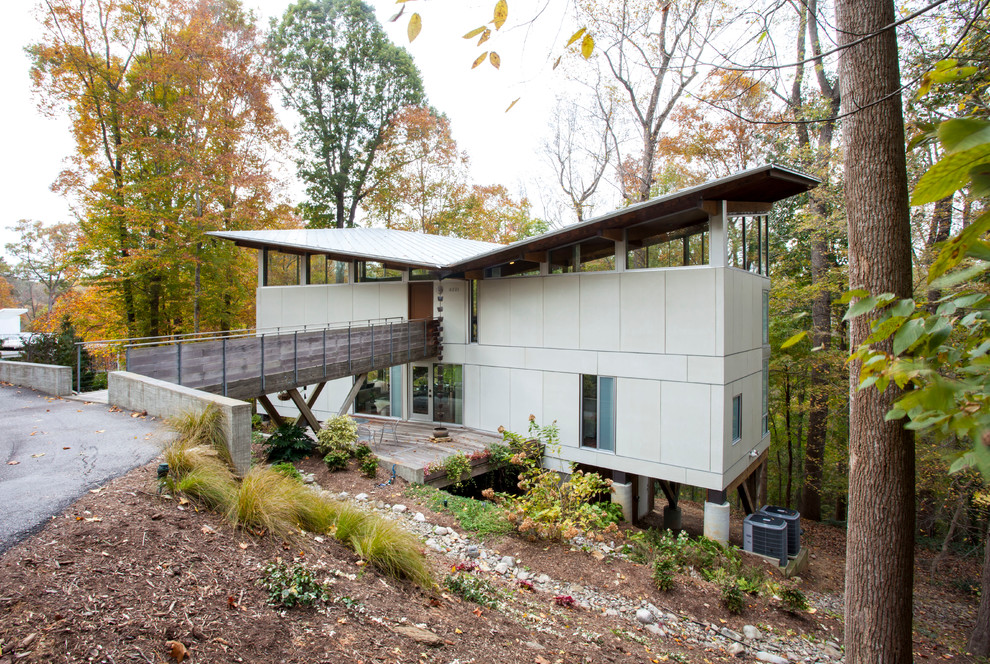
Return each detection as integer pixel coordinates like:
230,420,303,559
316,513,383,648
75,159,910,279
337,373,368,417
292,382,327,429
257,394,286,428
288,387,322,432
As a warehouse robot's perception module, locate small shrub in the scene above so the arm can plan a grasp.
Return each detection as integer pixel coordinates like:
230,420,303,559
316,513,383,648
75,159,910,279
652,557,677,592
444,573,500,608
780,587,810,612
316,415,358,456
324,450,350,472
360,454,379,478
271,461,303,482
292,488,340,534
251,413,263,430
354,443,373,460
259,560,330,608
332,503,371,542
486,442,513,466
721,580,745,614
264,424,313,463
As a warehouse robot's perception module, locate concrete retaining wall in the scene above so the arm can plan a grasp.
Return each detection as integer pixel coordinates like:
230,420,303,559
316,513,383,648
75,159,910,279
108,371,251,475
0,360,72,396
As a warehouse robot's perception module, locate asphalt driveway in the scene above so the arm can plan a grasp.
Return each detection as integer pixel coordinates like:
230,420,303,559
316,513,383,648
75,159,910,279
0,383,162,553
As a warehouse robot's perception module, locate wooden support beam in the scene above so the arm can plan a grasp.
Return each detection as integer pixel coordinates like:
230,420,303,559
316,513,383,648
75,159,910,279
658,480,680,508
293,382,327,428
523,251,544,263
337,373,368,416
287,388,322,432
602,228,623,241
726,449,769,494
738,481,756,515
257,394,286,428
702,200,773,216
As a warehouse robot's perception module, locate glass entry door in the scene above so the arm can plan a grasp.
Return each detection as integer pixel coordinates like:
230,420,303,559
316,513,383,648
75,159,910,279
410,364,432,420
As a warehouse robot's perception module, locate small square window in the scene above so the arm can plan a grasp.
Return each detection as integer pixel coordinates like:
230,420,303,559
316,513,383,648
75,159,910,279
732,394,743,442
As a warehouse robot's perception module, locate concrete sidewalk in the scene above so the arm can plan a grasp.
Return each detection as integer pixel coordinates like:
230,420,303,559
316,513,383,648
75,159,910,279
0,383,163,553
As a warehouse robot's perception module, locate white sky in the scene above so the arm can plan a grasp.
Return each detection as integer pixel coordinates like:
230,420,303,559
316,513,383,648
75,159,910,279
0,0,592,260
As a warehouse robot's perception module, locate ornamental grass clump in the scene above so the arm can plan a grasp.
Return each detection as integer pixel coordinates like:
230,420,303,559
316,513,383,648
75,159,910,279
165,404,231,468
161,409,432,588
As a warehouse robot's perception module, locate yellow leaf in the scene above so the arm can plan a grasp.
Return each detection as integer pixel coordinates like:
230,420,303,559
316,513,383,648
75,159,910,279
489,52,501,69
553,55,562,70
407,13,422,42
472,51,489,69
493,0,508,29
478,28,491,46
566,27,586,47
505,97,520,112
463,26,486,39
581,33,594,59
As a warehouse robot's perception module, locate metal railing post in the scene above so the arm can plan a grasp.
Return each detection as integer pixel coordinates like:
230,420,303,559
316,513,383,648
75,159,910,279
371,324,375,368
177,341,183,386
222,338,228,397
322,328,327,379
76,344,82,392
389,322,394,365
293,330,298,385
407,321,411,363
260,334,266,393
347,323,352,373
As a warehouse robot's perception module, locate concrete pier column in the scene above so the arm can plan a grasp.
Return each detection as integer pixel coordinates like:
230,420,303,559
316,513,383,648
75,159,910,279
663,505,682,530
703,489,730,545
611,481,634,523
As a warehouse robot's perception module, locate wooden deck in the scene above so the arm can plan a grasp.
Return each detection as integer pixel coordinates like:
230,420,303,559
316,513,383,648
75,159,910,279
356,416,504,488
125,319,439,400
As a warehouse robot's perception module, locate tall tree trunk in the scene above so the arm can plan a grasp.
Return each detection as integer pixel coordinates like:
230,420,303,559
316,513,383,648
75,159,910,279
970,518,990,656
804,230,831,521
925,195,954,310
836,0,916,658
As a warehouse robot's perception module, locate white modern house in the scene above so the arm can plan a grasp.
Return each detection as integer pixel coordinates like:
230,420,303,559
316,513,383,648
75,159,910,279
0,308,28,353
211,164,818,533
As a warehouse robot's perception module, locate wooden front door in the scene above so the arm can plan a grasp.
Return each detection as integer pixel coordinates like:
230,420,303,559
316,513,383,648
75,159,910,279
408,282,433,320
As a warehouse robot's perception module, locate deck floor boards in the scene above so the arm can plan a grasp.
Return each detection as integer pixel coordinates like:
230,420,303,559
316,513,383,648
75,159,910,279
354,417,502,487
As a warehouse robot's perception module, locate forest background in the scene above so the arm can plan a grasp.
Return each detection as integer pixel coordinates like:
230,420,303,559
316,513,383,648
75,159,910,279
0,0,988,660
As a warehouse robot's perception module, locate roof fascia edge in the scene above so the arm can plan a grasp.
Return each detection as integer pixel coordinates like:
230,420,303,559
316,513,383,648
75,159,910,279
207,234,447,270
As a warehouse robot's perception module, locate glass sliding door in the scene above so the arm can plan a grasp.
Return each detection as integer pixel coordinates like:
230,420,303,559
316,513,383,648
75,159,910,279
433,364,463,424
411,364,432,420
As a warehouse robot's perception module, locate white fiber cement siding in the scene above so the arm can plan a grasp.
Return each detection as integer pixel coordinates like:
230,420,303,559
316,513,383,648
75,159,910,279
457,267,768,490
254,282,410,421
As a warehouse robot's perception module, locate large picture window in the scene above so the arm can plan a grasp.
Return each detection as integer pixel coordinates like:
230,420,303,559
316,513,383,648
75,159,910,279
308,255,348,284
726,215,769,276
434,364,463,424
354,370,393,416
581,374,615,451
264,250,300,286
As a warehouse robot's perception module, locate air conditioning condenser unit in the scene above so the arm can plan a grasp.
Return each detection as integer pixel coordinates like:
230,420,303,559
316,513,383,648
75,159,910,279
743,513,788,566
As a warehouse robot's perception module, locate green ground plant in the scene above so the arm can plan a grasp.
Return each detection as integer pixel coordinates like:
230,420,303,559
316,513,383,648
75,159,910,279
721,579,746,614
165,403,231,468
259,560,330,608
271,461,303,482
354,443,373,460
264,424,313,463
444,572,501,608
316,415,358,456
407,484,513,538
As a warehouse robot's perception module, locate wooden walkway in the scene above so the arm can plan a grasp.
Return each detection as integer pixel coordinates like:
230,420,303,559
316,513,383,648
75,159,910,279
357,417,504,488
125,319,439,401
